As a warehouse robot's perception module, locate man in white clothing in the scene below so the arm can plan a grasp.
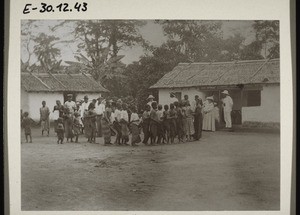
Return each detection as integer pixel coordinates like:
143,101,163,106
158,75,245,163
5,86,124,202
221,90,233,129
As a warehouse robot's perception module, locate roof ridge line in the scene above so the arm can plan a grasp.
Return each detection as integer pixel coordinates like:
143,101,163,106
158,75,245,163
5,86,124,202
30,73,51,90
178,59,273,65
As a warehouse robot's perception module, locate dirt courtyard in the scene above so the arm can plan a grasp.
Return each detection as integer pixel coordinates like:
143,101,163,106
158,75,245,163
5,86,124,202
21,128,280,211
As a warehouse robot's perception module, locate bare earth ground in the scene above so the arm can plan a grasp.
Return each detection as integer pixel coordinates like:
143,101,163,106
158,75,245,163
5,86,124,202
21,128,280,211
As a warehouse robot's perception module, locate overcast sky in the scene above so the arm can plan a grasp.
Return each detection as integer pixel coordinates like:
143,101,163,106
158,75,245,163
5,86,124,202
21,20,255,65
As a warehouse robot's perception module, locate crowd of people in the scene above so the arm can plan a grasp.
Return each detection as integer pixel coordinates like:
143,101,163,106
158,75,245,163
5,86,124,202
21,90,234,146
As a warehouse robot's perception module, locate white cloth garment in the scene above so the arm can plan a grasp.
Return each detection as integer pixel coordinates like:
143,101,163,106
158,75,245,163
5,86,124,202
52,110,59,120
130,113,140,125
80,101,90,118
222,96,233,128
191,100,197,112
64,101,76,114
147,101,154,110
95,102,105,115
224,110,232,128
114,109,122,122
169,97,178,105
121,110,129,122
110,111,115,123
222,96,233,111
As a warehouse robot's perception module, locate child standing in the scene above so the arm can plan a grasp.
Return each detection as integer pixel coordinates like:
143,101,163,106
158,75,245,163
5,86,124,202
156,104,165,144
84,103,97,143
129,106,141,146
163,105,170,144
56,117,64,144
149,102,159,145
113,102,122,145
21,112,36,143
63,108,74,142
174,101,184,143
73,112,81,143
142,104,151,145
182,102,188,142
40,101,50,136
185,102,195,142
120,103,130,146
168,103,177,144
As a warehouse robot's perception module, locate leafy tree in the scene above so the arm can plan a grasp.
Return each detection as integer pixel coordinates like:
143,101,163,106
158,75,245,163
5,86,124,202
21,20,42,72
123,42,190,110
56,20,147,81
21,20,36,67
240,40,264,60
156,20,223,62
33,33,62,72
54,20,148,95
219,33,245,61
252,20,279,58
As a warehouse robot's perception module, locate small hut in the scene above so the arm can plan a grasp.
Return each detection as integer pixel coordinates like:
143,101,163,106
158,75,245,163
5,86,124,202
21,72,108,121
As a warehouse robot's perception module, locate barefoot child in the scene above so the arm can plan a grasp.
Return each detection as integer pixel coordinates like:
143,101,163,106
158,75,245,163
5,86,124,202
184,101,195,142
56,117,64,144
40,101,50,136
21,112,36,143
156,104,165,144
141,105,151,145
149,102,159,145
168,103,177,144
73,112,81,143
163,105,170,144
129,106,141,146
84,103,97,143
120,103,130,146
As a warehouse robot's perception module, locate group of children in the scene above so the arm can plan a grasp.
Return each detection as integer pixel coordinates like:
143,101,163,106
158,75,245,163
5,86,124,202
141,99,203,146
21,96,209,146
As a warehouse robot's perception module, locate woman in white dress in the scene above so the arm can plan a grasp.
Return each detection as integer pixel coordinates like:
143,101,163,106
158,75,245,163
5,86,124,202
202,96,216,131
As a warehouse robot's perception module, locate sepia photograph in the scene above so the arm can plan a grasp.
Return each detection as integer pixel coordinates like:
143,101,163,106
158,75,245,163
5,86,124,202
19,19,281,211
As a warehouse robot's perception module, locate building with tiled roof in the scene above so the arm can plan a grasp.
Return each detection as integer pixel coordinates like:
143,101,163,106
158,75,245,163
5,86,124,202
21,72,108,120
151,59,280,126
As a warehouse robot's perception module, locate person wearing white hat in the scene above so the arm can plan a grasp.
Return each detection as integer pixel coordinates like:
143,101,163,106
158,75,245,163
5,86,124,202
147,95,156,110
221,90,233,129
169,92,178,105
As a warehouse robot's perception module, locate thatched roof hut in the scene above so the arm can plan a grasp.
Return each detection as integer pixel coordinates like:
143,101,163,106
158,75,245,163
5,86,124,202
21,72,108,121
